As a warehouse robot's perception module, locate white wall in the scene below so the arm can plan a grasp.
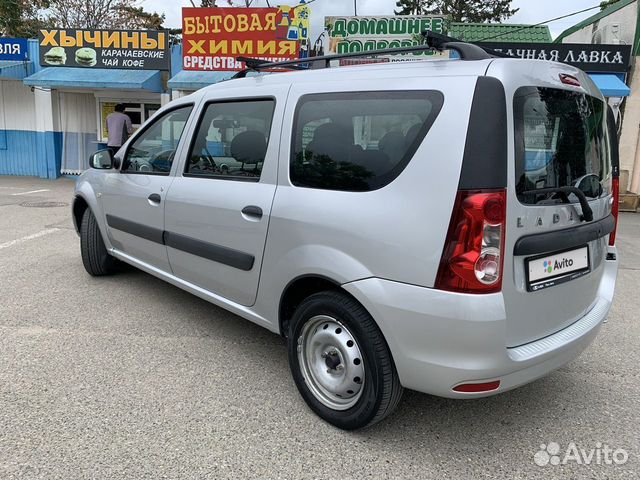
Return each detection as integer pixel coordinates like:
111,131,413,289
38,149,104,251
0,80,55,178
619,57,640,186
562,2,637,45
0,80,37,131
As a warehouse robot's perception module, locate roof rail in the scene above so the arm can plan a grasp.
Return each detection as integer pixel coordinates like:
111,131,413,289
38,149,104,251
232,31,507,79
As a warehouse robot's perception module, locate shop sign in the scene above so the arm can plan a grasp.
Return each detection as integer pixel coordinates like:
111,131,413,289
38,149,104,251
38,29,170,70
480,42,632,73
324,15,447,60
0,38,28,61
182,3,311,72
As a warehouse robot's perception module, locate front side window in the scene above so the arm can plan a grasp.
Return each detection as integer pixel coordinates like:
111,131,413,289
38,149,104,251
122,106,193,174
291,91,443,192
514,87,612,204
186,99,275,180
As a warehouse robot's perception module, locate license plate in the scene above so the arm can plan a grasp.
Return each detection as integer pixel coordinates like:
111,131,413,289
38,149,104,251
526,246,590,292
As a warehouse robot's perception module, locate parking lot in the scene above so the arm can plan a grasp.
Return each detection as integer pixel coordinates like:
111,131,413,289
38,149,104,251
0,176,638,479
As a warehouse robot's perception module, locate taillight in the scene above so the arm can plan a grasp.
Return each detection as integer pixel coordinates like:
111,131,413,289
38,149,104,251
435,189,507,294
609,177,619,246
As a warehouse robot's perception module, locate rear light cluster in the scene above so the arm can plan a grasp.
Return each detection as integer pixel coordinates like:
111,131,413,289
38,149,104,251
609,177,619,246
435,189,507,294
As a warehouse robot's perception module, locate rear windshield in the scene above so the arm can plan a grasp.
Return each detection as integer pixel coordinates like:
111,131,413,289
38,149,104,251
514,87,612,204
290,91,443,192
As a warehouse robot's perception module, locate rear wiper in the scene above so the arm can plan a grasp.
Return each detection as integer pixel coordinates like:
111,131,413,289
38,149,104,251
522,186,594,222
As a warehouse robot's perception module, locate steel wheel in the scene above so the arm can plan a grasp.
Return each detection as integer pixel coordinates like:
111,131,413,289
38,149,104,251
297,315,365,410
288,291,403,429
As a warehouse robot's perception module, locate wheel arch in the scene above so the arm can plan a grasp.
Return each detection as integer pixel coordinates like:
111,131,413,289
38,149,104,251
72,180,109,248
278,274,369,338
72,195,89,235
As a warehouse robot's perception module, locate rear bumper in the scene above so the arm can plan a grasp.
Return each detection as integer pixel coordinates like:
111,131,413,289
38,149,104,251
342,253,617,398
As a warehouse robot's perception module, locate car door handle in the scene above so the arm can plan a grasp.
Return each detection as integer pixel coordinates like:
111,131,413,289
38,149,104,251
241,205,263,218
148,193,161,204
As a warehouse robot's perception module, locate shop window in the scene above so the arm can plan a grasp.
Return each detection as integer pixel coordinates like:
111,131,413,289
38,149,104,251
122,105,193,175
99,101,161,142
185,99,275,180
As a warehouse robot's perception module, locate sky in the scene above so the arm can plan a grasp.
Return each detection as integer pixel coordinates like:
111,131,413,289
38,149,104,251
142,0,601,40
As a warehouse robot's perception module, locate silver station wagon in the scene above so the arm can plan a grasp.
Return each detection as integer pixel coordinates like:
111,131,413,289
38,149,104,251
72,35,620,430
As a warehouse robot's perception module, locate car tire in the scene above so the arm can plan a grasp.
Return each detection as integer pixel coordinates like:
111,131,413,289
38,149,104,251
288,291,403,430
80,208,119,276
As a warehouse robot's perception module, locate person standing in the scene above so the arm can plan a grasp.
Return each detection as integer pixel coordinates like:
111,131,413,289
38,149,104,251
106,104,133,153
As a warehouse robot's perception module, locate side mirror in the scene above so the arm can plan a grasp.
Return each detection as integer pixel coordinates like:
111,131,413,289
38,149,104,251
89,149,114,169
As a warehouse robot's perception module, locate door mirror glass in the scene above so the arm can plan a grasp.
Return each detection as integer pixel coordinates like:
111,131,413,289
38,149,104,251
90,149,114,169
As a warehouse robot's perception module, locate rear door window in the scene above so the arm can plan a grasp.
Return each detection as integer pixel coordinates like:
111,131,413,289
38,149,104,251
514,87,612,204
185,99,275,181
291,91,443,191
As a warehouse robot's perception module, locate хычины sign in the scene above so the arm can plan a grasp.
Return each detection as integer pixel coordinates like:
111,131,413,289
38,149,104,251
38,29,170,70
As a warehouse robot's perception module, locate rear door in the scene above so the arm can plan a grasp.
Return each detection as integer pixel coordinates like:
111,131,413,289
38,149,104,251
502,78,615,347
164,86,288,307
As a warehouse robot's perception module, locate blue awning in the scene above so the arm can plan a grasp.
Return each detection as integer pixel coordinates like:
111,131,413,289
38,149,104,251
168,70,235,91
0,60,34,80
589,73,631,97
23,68,163,92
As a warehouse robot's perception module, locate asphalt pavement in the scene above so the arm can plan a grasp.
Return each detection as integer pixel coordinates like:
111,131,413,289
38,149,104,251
0,176,638,479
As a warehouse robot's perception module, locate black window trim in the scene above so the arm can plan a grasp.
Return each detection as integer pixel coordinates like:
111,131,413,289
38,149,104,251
459,77,507,190
182,96,277,183
119,102,195,176
513,86,611,206
606,105,620,178
289,90,445,193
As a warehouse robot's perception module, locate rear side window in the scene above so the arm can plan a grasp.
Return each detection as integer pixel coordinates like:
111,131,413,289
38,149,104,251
514,87,612,204
291,91,443,191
